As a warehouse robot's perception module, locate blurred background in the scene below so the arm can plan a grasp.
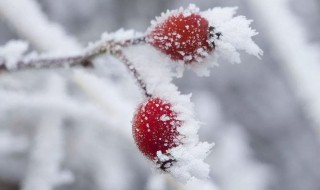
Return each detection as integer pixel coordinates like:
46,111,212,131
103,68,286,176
0,0,320,190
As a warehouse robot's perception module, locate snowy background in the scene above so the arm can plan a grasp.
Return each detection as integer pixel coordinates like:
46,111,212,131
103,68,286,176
1,0,320,190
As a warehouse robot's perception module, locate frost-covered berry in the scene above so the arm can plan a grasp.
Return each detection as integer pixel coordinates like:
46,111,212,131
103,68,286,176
132,97,182,169
147,13,214,63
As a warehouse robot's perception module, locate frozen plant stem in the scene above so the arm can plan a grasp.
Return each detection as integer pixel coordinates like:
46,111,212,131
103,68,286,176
0,36,146,71
0,36,151,97
0,55,92,71
112,50,151,97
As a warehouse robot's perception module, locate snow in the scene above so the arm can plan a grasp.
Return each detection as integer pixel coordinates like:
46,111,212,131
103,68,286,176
0,131,28,154
22,115,74,190
0,40,28,69
210,126,271,190
0,0,81,53
203,6,263,60
86,29,143,53
21,76,74,190
101,29,142,42
247,0,320,133
72,70,136,139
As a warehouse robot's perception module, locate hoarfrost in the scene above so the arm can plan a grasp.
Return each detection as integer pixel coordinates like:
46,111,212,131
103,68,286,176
0,40,28,69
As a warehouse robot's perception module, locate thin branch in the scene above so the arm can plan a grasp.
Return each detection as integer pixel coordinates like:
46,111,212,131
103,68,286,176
0,36,150,96
0,36,146,72
0,55,88,72
112,50,151,97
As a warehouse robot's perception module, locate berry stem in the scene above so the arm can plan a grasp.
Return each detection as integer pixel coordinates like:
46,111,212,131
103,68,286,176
0,54,92,73
112,50,151,98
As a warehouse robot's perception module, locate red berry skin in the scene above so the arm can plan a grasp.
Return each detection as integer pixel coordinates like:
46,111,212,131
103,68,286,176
132,98,182,163
147,13,213,63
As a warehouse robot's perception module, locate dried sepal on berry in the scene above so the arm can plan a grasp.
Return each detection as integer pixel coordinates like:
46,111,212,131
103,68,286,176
132,97,183,170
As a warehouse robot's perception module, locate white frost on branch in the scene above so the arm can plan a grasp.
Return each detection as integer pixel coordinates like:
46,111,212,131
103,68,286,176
73,70,136,139
193,93,271,190
0,131,28,154
74,123,136,190
86,29,143,53
0,0,81,53
0,1,146,189
0,40,28,69
21,116,73,190
0,86,111,126
21,76,73,190
210,127,271,190
247,0,320,132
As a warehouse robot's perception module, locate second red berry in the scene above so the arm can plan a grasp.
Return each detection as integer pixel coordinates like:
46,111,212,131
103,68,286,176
132,97,183,169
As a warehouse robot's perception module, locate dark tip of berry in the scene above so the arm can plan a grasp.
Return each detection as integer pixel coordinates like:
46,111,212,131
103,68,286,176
158,159,177,171
215,32,222,39
208,26,222,48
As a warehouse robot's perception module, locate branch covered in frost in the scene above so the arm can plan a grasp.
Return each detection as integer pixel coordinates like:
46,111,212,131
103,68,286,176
247,0,320,130
0,132,28,154
0,35,149,95
0,36,145,72
21,116,73,190
21,76,73,190
112,50,151,97
0,0,81,52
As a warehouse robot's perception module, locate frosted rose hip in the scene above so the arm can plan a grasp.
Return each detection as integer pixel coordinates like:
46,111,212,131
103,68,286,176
147,13,214,63
132,97,182,168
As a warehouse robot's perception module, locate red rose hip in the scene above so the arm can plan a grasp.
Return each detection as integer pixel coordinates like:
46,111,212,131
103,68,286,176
147,13,214,63
132,97,182,168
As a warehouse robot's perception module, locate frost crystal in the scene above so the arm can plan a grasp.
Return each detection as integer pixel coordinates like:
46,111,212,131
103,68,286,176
0,40,29,69
197,6,263,76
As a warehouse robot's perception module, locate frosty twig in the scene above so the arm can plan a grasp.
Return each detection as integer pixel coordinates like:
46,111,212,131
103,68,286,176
112,50,151,97
0,36,146,72
0,36,151,96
